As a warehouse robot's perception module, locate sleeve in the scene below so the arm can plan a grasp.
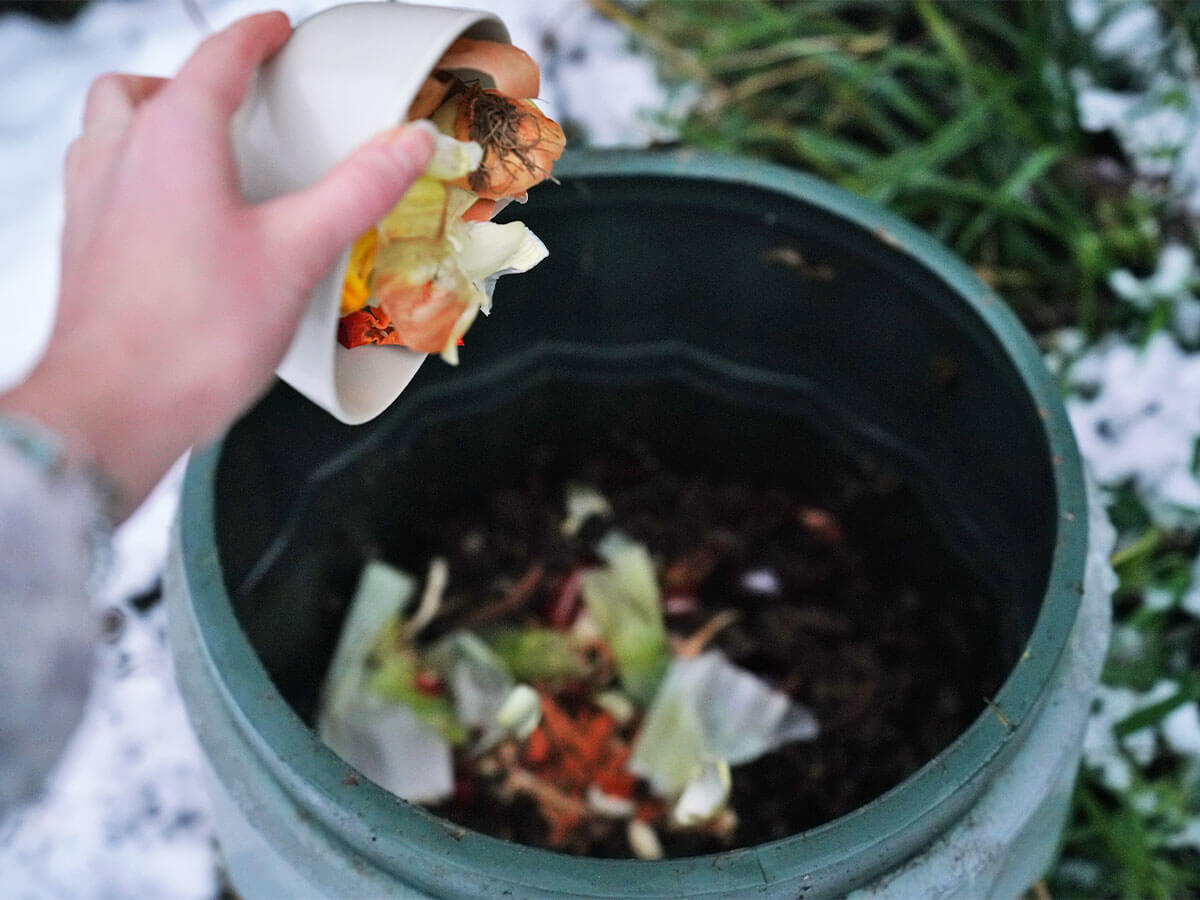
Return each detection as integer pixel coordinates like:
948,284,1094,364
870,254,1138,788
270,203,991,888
0,416,113,814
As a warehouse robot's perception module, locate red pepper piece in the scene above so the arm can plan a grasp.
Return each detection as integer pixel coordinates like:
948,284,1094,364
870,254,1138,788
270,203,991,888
414,670,443,696
337,306,403,348
339,298,466,350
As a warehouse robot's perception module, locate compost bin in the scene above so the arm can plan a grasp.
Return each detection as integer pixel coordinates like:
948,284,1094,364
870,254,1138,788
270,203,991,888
166,150,1112,898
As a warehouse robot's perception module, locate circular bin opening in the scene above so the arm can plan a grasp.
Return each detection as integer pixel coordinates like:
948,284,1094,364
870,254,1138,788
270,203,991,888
188,151,1085,897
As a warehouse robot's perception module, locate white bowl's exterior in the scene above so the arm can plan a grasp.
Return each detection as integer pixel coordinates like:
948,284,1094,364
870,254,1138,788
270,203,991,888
233,2,509,424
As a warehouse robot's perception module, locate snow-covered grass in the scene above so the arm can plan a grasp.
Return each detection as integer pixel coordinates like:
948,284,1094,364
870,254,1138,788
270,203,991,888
1054,7,1200,895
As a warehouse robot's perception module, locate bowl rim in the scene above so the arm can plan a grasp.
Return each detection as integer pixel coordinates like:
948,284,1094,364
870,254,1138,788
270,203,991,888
178,148,1088,896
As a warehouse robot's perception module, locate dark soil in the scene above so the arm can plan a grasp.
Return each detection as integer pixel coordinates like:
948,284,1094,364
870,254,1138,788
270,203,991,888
389,432,1004,858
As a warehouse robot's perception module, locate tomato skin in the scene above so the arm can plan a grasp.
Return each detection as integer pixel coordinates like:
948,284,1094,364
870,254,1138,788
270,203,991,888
374,276,466,355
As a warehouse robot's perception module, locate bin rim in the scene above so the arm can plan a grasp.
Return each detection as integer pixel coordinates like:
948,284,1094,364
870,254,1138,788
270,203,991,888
177,148,1088,895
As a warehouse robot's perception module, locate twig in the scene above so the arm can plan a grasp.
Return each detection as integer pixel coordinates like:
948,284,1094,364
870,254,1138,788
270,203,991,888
402,557,449,641
458,562,546,628
502,767,589,817
709,33,888,74
730,58,829,105
675,609,741,658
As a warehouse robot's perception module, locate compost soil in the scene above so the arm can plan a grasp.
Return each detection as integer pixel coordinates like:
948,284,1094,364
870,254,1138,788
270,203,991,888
384,432,1004,858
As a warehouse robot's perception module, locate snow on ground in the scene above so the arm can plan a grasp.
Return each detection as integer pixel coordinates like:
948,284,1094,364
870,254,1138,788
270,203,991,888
1062,0,1200,846
1063,3,1200,831
1071,0,1200,212
1067,332,1200,527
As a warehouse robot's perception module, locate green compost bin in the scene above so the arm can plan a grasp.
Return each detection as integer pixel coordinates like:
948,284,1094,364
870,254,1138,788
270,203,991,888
166,150,1106,898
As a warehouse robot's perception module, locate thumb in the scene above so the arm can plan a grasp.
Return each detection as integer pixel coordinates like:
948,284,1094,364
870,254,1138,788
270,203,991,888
261,125,434,287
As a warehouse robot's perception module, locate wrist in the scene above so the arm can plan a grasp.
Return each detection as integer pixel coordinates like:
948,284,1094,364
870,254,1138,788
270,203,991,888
0,410,120,531
0,360,133,520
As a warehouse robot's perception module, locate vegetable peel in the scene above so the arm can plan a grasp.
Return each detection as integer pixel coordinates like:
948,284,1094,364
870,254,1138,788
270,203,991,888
581,530,671,704
316,562,458,804
628,651,819,797
337,37,564,362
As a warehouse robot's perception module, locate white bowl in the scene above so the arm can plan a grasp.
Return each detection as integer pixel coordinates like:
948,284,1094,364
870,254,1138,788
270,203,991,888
232,1,509,424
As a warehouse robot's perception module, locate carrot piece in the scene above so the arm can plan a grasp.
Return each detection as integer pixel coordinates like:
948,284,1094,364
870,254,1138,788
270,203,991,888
414,670,443,696
548,567,585,628
579,711,616,765
538,695,591,759
593,767,638,800
523,727,552,766
436,37,540,100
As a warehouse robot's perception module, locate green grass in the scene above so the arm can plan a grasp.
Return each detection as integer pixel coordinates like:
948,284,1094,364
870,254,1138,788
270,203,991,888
593,1,1200,896
594,0,1175,339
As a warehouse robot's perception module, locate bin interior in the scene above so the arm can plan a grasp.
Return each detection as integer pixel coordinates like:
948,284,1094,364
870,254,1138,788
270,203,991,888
213,165,1057,804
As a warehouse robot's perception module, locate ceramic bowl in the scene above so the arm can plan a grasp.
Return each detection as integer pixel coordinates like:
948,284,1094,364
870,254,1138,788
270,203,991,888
232,1,509,424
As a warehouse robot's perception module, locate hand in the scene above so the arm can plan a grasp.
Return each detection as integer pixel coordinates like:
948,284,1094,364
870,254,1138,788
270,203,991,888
0,11,433,521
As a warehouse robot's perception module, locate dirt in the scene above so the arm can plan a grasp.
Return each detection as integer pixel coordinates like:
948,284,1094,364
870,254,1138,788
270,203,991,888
378,430,1005,858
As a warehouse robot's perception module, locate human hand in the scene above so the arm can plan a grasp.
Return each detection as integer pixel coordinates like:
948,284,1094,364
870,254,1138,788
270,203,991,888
0,11,434,521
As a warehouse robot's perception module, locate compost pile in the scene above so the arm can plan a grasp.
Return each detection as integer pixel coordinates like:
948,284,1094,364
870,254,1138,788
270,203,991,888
318,434,1003,858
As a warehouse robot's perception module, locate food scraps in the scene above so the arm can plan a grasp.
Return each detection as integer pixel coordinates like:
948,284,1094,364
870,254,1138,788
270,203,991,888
317,486,818,859
336,37,566,362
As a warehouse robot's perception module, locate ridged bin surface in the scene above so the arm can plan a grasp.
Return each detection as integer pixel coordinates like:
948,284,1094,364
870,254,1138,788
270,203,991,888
167,150,1099,899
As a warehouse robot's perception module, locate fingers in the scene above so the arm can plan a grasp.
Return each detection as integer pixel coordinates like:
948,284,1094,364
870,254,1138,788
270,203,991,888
66,74,168,227
171,10,291,120
81,73,168,138
258,126,434,289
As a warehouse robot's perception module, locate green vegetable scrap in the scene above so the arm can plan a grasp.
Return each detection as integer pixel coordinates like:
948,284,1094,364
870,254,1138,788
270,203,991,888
580,530,671,703
315,483,819,857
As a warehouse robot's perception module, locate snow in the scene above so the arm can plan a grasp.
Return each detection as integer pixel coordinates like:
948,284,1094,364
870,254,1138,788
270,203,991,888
1067,332,1200,528
1055,29,1200,807
1161,701,1200,758
0,605,217,900
1070,0,1200,210
1082,681,1176,792
0,458,214,900
1108,244,1200,342
1182,560,1200,617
